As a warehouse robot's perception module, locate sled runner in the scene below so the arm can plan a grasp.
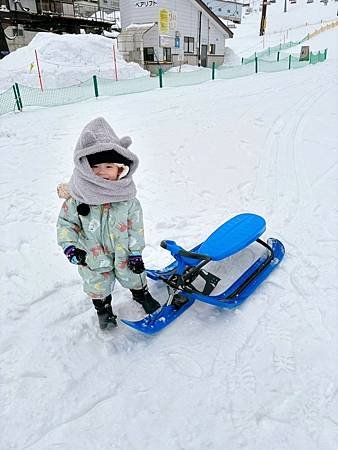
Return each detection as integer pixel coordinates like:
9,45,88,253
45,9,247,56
122,213,285,334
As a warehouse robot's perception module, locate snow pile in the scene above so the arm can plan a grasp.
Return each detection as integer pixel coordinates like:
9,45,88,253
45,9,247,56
223,46,241,65
0,32,148,92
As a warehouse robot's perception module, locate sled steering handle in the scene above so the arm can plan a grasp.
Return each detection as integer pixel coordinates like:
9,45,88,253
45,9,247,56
161,240,211,263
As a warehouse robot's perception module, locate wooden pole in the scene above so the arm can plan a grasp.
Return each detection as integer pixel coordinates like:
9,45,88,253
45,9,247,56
35,49,44,92
112,45,118,81
260,0,268,36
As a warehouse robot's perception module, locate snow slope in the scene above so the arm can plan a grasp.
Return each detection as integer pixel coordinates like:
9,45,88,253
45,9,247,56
1,1,338,449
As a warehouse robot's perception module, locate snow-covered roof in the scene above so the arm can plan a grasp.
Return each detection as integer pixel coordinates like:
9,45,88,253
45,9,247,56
125,23,156,32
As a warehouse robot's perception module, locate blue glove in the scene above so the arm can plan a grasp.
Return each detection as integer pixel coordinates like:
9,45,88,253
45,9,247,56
64,245,87,266
127,254,145,274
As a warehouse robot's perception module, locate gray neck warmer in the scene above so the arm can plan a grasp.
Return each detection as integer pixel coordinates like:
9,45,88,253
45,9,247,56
68,117,139,205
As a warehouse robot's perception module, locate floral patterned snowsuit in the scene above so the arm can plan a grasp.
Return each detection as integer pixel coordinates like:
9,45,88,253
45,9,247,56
57,197,146,298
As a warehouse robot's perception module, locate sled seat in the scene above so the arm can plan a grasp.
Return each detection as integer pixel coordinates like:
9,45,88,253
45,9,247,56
197,213,266,261
161,213,266,265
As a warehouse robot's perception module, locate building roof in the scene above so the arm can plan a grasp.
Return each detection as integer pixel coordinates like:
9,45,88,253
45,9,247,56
193,0,234,38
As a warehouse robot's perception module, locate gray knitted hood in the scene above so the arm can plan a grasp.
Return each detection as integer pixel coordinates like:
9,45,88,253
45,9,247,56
68,117,139,205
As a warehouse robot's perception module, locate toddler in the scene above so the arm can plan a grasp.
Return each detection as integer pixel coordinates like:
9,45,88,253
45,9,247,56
57,117,160,329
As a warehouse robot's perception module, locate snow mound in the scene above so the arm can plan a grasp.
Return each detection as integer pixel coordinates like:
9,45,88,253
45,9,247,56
223,47,241,66
168,64,204,73
0,32,149,91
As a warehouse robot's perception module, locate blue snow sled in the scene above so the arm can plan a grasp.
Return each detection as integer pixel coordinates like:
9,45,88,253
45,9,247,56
122,213,285,334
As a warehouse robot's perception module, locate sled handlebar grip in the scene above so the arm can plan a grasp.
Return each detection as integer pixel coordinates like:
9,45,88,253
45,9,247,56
178,249,211,262
161,240,210,263
160,240,182,253
160,240,169,249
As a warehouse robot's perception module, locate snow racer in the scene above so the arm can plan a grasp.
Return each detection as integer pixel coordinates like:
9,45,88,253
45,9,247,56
122,213,285,334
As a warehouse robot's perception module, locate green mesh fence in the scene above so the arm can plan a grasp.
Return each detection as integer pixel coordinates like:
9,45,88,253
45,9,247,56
217,62,256,79
0,86,20,115
162,68,212,87
17,79,94,107
258,58,290,72
0,50,327,116
98,75,158,96
310,50,326,64
242,36,310,64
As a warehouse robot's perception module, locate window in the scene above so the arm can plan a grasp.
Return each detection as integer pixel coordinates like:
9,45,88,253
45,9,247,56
209,44,215,55
163,47,171,62
143,47,154,62
184,36,194,53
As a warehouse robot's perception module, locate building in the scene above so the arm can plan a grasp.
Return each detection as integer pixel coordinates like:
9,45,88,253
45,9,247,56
0,0,119,56
204,1,244,24
118,0,233,73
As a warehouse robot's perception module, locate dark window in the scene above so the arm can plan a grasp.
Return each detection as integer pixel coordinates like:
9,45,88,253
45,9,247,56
144,47,154,62
184,36,194,53
163,47,171,62
209,44,215,54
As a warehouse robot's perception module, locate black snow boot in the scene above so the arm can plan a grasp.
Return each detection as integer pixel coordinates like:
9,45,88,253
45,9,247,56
130,287,161,314
92,295,117,330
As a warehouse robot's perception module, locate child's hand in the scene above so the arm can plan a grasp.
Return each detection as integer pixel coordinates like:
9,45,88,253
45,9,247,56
127,254,145,274
64,246,87,266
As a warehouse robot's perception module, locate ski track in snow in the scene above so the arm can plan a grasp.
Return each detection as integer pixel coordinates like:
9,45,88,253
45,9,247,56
1,31,338,450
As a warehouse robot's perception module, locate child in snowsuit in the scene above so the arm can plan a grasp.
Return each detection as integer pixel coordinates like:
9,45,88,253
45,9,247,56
57,117,160,329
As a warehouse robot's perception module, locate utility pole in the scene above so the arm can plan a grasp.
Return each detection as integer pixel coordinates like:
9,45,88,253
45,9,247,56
259,0,268,36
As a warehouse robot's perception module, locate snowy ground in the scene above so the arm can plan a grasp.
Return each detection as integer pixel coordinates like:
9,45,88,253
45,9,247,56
1,1,338,449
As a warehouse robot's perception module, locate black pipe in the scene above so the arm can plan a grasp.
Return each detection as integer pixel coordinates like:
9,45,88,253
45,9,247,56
198,10,202,67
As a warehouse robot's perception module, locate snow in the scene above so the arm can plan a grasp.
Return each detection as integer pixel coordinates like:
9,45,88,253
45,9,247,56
0,33,148,92
1,1,338,449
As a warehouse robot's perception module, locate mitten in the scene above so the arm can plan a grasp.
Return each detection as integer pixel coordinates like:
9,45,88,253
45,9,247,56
57,183,71,199
127,254,145,274
64,245,87,266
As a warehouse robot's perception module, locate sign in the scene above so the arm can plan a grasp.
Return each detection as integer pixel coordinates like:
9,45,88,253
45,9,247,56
135,1,158,7
299,45,310,61
159,9,169,33
169,11,177,30
206,1,242,24
175,37,180,48
159,35,172,47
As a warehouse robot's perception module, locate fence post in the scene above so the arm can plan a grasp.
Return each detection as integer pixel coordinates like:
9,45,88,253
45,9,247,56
93,75,99,98
324,48,328,60
309,52,312,64
255,56,258,74
12,85,22,111
288,54,292,70
277,51,280,62
159,68,163,88
15,83,23,110
241,57,244,65
212,62,216,80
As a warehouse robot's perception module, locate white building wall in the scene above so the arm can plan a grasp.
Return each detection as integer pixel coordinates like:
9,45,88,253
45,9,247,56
119,0,229,69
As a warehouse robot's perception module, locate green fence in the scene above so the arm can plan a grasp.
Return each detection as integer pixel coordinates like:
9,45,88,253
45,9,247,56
0,49,327,116
242,35,310,65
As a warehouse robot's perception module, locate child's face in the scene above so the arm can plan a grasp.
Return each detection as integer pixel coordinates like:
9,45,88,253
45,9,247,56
91,163,119,181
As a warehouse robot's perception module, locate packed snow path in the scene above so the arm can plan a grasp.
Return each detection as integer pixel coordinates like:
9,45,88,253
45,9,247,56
1,35,338,450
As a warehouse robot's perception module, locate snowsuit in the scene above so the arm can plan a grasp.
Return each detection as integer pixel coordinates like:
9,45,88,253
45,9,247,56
56,116,148,300
57,197,147,298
